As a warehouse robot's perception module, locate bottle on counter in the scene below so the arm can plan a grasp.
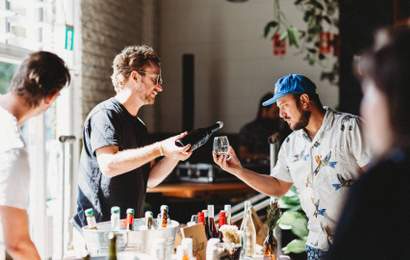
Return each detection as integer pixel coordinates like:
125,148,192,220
218,210,227,228
207,205,219,238
187,214,198,226
111,206,120,231
145,211,154,229
202,209,210,239
85,208,97,229
160,205,169,228
108,232,117,260
197,211,205,225
224,204,232,225
240,200,256,259
177,237,194,260
263,198,280,260
126,208,135,231
175,121,224,151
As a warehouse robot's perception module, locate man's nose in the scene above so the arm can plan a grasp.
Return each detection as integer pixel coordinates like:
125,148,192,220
155,84,163,92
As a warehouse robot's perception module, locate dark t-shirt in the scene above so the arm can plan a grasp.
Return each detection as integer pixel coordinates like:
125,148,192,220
325,148,410,260
74,98,150,227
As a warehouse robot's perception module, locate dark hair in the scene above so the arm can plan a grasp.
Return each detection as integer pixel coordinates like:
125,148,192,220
10,51,71,107
360,27,410,145
294,92,323,109
111,45,160,91
257,92,274,118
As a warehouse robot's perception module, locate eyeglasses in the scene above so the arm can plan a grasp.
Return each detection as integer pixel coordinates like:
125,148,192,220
137,70,163,85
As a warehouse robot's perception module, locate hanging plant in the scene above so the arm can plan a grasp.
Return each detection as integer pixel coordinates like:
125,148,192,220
264,0,339,85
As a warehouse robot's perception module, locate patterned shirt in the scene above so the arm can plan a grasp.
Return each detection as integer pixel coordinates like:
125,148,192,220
271,107,371,250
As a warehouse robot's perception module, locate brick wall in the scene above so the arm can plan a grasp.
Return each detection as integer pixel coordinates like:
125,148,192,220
80,0,159,123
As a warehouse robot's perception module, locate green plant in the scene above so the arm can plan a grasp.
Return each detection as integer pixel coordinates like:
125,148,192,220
277,186,308,254
264,0,339,85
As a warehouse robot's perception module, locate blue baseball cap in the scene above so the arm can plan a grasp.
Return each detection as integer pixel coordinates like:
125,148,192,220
263,74,317,106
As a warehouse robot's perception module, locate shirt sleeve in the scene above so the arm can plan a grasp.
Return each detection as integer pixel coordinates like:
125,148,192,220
0,148,30,209
344,116,371,168
89,109,120,154
270,143,293,183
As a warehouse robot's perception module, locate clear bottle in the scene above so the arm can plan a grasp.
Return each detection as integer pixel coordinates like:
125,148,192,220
207,205,218,238
107,232,117,260
224,204,232,225
126,208,135,231
145,211,154,229
85,208,97,229
240,200,256,259
111,206,120,230
175,121,224,151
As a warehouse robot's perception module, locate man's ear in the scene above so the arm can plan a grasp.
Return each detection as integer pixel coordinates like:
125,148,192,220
130,70,141,82
299,93,311,109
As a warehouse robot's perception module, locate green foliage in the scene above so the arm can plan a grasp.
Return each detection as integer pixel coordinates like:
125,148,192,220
277,186,308,254
263,0,339,85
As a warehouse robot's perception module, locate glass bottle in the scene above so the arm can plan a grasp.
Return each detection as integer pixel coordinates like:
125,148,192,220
145,211,154,229
175,121,224,151
224,204,232,225
160,205,169,228
85,208,97,229
263,198,280,260
108,232,117,260
240,200,256,259
126,208,134,231
111,206,120,230
207,205,218,238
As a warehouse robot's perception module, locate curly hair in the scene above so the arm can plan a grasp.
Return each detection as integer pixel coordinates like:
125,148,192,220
111,45,160,92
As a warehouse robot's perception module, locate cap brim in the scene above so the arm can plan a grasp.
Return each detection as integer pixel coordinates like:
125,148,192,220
262,92,289,106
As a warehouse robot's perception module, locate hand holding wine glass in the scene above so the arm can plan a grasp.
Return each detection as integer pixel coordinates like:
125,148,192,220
212,137,242,174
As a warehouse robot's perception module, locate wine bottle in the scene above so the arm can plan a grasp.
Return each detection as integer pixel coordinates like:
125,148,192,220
108,232,117,260
175,121,224,151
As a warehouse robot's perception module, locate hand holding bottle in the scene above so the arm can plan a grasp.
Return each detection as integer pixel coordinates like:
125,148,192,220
213,146,242,174
160,132,192,161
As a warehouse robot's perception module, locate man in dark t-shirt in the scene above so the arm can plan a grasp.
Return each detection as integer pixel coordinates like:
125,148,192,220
74,45,192,227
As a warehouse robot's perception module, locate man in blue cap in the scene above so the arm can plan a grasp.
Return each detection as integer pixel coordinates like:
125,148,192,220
214,74,370,260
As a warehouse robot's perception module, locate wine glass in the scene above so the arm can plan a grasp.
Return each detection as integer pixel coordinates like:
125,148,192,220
213,136,230,157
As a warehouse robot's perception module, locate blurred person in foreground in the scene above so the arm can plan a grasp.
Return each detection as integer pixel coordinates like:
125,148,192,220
214,73,370,260
74,45,192,227
326,27,410,260
0,52,70,259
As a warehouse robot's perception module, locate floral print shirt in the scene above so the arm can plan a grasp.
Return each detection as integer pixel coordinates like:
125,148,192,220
271,107,371,250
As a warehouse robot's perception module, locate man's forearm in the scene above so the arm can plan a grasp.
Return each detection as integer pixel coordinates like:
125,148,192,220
98,143,162,177
147,157,179,188
232,168,291,197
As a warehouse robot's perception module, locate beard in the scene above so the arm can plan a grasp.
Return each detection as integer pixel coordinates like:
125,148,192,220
289,110,311,130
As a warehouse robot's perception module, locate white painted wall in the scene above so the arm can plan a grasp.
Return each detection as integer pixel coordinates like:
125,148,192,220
158,0,338,133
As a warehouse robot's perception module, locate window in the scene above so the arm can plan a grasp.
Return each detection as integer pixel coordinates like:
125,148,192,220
0,61,16,94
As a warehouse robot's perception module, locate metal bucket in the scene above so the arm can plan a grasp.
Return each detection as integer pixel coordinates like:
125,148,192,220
81,218,179,259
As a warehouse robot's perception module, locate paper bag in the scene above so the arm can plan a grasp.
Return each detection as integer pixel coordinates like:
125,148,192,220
180,223,208,260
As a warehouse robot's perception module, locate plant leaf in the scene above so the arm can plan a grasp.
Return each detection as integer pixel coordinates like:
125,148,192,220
280,30,288,41
264,20,279,38
283,239,307,254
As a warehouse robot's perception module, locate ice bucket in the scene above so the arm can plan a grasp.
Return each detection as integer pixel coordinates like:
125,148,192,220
81,218,179,259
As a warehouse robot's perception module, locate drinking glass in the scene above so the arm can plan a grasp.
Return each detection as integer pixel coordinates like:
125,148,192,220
213,136,230,157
